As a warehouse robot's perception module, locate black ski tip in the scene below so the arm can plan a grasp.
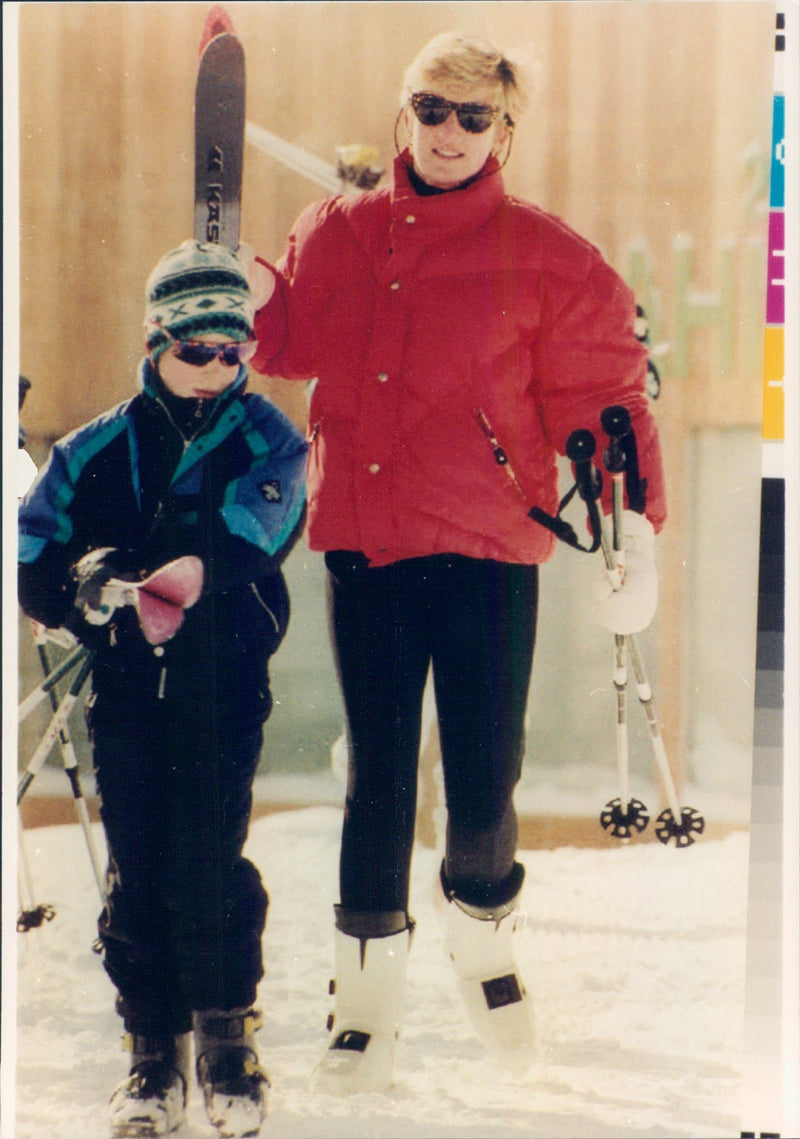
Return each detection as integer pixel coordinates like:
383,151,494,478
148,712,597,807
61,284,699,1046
199,5,236,56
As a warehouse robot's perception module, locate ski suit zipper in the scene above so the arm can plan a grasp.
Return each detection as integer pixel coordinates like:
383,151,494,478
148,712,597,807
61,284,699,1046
250,583,281,635
153,395,207,452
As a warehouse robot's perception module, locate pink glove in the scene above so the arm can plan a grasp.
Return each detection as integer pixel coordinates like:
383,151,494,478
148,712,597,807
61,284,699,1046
593,511,658,635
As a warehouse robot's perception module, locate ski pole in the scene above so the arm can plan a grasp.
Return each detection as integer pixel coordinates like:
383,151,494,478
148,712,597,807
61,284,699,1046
599,406,704,848
17,649,95,804
17,818,56,932
571,413,647,841
601,405,677,823
603,407,635,832
18,642,89,722
30,625,107,903
567,426,648,834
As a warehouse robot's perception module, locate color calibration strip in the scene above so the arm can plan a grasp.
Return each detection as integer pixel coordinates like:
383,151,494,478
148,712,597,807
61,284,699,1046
741,8,798,1138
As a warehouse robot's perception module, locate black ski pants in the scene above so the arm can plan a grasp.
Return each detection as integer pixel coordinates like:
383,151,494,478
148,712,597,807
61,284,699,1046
325,552,538,916
90,703,268,1036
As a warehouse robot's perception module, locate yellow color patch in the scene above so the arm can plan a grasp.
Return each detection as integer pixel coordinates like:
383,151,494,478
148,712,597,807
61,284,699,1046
762,326,784,441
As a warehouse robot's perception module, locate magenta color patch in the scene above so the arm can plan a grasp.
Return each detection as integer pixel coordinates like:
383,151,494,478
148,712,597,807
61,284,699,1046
766,211,785,325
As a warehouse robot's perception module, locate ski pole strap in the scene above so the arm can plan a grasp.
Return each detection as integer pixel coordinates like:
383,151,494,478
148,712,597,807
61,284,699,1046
474,408,604,554
528,483,603,554
532,427,605,554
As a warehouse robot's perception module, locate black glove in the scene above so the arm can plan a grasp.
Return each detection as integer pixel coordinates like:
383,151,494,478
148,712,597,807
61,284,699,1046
63,606,115,652
70,548,141,626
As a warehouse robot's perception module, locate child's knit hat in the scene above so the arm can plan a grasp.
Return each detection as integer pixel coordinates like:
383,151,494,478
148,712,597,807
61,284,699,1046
144,239,255,361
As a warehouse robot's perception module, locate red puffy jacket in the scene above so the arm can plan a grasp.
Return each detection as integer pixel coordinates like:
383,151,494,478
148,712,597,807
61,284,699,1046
253,152,665,567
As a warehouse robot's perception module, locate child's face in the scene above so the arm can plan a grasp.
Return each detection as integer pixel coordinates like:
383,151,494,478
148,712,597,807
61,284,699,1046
156,334,242,400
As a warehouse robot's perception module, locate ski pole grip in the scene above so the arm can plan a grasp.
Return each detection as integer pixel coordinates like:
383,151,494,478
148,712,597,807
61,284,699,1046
601,405,631,475
566,428,601,503
600,405,631,438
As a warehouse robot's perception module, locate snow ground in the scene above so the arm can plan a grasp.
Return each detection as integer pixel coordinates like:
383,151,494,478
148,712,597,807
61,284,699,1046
9,804,749,1139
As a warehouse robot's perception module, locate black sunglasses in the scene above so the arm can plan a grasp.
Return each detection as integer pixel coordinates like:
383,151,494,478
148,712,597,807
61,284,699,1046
170,339,257,368
410,92,500,135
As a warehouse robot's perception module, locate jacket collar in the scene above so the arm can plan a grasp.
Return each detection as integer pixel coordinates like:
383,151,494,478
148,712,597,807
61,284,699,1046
135,356,249,484
390,149,505,235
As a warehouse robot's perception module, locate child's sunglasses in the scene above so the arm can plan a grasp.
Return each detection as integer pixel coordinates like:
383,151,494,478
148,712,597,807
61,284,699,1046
409,92,500,135
169,339,258,368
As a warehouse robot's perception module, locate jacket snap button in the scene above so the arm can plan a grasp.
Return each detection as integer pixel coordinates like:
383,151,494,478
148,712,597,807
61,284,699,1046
390,281,400,290
377,372,388,383
405,215,416,224
368,463,381,474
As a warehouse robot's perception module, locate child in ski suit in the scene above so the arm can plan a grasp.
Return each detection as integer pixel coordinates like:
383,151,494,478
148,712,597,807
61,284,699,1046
244,30,667,1093
18,240,307,1138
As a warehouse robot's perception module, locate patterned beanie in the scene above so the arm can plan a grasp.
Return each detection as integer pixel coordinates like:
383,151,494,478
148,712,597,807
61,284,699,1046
144,239,255,361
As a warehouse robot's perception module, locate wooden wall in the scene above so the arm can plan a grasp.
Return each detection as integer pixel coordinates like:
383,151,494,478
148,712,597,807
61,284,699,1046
15,1,774,438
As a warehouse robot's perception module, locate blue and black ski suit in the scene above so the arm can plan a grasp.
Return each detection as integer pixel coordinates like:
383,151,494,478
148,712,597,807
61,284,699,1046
18,358,307,1035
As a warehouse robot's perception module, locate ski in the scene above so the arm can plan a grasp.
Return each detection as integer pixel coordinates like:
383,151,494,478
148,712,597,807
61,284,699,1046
194,5,245,250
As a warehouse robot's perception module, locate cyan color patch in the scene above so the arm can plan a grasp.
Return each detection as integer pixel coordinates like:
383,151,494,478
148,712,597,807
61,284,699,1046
770,94,785,209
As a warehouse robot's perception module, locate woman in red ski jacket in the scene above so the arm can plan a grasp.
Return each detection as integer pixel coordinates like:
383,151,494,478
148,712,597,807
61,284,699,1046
253,153,664,567
250,31,666,1091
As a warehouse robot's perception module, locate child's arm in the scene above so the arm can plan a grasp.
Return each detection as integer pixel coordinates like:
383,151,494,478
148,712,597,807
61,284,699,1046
18,542,77,632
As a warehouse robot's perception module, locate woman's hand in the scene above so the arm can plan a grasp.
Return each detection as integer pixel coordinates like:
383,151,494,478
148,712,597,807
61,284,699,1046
243,250,276,311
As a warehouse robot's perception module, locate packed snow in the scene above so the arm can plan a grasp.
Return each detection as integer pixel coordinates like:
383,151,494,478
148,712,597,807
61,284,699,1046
9,802,749,1138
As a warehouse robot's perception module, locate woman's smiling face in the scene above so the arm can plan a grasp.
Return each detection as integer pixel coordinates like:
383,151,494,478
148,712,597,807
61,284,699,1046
407,82,508,189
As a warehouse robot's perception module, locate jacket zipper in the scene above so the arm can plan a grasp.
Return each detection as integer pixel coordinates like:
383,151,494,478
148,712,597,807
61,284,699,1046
474,406,528,501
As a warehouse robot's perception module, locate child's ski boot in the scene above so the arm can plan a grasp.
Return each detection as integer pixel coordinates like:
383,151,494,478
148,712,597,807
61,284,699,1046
109,1032,190,1137
193,1007,269,1138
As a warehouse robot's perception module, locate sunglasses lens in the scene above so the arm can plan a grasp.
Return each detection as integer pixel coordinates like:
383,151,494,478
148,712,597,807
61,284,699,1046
457,109,495,134
174,343,218,366
172,341,256,367
412,95,450,126
219,345,243,366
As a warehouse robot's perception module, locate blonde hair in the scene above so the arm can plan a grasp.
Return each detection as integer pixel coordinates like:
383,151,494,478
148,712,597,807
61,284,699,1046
400,32,533,124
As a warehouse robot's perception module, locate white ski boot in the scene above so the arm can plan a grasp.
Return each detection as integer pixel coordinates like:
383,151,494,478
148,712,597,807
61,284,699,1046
444,892,537,1073
193,1007,270,1138
312,908,413,1095
109,1032,191,1137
